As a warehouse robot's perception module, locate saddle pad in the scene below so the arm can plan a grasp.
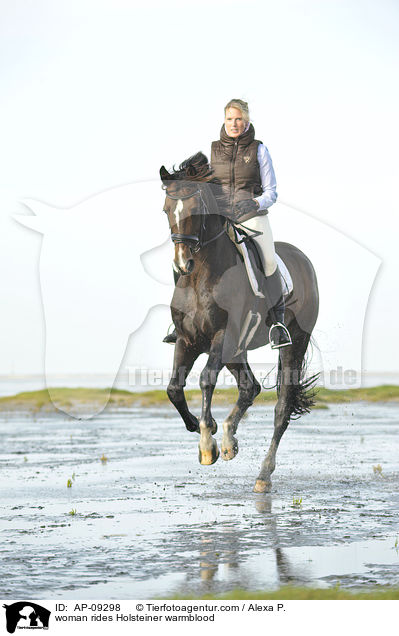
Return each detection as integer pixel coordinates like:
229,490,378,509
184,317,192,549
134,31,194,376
241,241,293,299
276,253,293,297
230,223,293,298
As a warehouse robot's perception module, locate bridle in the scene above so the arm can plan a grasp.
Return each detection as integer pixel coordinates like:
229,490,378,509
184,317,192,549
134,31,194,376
164,185,226,253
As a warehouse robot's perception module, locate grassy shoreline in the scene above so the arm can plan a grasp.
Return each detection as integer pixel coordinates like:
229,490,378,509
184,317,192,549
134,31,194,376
168,585,399,600
0,384,399,413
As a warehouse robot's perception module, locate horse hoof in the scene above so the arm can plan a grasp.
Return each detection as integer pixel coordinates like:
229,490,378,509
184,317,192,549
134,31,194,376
221,438,238,461
198,441,219,466
185,414,200,433
253,479,271,493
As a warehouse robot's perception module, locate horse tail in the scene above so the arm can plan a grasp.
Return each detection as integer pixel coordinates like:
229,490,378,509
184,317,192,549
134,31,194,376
276,334,320,419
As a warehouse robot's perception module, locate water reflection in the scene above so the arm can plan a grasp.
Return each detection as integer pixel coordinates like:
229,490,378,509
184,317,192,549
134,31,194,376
175,494,311,595
169,490,399,597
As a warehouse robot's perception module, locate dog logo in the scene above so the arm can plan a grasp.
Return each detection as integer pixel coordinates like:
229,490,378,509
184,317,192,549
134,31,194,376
3,602,51,633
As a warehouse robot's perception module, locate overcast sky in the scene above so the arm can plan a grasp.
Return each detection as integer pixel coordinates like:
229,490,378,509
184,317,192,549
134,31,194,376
0,0,398,378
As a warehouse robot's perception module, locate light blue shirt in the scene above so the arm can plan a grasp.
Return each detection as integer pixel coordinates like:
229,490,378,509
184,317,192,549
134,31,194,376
254,144,278,211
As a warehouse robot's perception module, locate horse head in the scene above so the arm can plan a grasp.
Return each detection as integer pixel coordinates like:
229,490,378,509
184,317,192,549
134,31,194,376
160,152,222,276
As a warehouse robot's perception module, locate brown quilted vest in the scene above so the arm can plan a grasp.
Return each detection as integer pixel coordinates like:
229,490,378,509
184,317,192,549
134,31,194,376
211,123,263,214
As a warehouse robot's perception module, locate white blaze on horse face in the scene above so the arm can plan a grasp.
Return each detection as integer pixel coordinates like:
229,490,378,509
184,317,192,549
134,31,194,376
174,198,183,227
176,242,187,271
174,199,187,271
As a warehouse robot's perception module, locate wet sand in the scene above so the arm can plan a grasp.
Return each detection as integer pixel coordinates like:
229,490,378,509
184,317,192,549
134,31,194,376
1,402,398,598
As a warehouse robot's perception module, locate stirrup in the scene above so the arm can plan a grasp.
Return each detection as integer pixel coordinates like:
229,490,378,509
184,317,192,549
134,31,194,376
269,322,292,349
163,324,177,344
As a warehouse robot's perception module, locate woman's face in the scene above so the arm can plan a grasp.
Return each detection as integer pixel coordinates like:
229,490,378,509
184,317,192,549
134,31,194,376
224,107,247,138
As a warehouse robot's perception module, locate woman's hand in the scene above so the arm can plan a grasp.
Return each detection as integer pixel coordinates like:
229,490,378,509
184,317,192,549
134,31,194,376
234,199,268,223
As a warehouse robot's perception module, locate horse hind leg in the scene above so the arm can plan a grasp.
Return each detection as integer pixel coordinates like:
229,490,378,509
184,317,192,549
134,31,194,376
221,360,261,461
254,324,317,493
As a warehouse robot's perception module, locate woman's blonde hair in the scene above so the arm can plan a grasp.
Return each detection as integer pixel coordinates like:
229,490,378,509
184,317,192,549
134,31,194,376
224,99,250,123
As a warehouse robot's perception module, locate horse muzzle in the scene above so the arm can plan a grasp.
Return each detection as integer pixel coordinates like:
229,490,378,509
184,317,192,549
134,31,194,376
175,257,195,275
174,242,196,275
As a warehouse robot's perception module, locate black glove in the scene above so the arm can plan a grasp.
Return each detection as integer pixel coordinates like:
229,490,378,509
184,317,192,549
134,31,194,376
234,199,259,219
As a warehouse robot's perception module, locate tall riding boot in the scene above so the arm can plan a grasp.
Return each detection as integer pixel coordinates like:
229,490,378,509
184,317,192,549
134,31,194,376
265,268,292,349
163,270,180,344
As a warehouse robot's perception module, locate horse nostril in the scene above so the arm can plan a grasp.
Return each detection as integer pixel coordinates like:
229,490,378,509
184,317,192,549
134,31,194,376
186,259,195,273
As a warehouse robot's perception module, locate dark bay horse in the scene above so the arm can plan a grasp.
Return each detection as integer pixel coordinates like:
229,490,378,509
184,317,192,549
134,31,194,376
160,153,319,492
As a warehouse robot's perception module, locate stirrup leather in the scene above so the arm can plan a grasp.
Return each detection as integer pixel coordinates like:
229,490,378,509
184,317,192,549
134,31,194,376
269,322,292,349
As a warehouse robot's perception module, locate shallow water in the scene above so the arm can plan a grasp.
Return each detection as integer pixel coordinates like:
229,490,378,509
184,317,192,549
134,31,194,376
1,402,398,598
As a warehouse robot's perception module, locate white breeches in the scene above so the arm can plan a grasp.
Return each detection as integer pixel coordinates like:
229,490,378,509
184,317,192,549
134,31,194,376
235,215,277,277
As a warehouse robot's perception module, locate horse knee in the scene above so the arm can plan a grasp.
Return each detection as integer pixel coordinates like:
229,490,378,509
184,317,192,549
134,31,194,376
199,368,219,391
238,388,254,406
167,383,183,404
239,380,261,406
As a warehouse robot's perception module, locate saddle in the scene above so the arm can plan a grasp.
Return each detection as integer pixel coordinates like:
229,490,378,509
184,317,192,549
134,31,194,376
228,222,293,299
227,222,293,355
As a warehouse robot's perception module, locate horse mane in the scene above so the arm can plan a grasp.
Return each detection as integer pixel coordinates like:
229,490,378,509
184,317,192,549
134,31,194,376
167,151,223,217
172,152,213,182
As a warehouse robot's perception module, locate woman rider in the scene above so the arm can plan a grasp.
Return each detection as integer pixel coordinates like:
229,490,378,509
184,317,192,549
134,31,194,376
164,98,291,349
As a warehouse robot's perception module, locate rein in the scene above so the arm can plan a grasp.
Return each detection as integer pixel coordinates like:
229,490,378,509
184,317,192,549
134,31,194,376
164,186,226,253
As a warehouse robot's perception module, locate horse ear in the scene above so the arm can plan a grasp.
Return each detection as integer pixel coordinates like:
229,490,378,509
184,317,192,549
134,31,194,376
160,165,172,183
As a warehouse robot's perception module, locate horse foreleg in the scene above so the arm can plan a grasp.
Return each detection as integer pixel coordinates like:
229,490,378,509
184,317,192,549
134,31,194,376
221,360,261,461
198,330,224,466
167,338,200,433
254,329,311,493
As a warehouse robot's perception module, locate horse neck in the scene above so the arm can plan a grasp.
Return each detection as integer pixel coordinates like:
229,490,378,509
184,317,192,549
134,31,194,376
202,212,224,243
191,181,236,276
198,182,225,242
193,217,235,278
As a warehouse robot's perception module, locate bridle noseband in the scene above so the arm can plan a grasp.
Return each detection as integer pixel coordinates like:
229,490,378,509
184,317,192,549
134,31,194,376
164,186,225,253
